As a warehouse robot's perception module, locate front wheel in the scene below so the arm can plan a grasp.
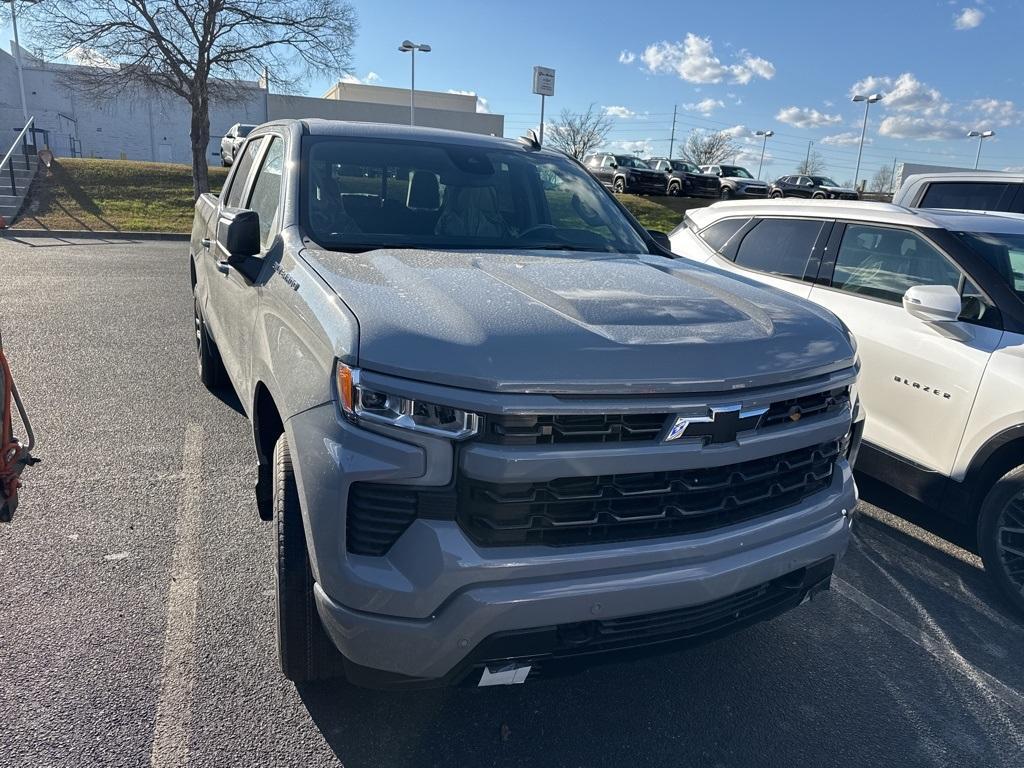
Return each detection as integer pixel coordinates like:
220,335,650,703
613,177,626,194
812,192,826,200
978,465,1024,615
274,433,347,681
719,187,732,200
667,181,681,197
771,190,784,199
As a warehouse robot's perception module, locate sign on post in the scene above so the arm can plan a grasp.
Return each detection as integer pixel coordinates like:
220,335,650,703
532,67,555,146
532,66,555,97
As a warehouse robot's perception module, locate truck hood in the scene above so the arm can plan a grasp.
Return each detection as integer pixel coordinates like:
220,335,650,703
302,247,855,394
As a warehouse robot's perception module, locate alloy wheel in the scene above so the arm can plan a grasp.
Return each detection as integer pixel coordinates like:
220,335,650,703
997,494,1024,596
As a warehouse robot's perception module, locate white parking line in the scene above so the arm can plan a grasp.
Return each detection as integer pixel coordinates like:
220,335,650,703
149,423,203,768
833,576,1024,717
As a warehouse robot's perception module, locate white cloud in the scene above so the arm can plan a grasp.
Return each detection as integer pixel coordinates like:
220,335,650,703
954,7,984,30
639,33,774,85
850,73,948,116
877,115,965,140
342,72,383,86
683,98,725,115
364,71,381,84
604,105,637,118
970,98,1018,126
618,50,636,64
820,131,865,146
341,73,361,84
610,139,657,157
721,124,749,139
65,45,115,68
775,106,843,129
446,89,491,114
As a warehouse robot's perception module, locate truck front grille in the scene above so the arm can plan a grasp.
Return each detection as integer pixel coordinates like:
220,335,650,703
457,441,839,547
479,412,671,446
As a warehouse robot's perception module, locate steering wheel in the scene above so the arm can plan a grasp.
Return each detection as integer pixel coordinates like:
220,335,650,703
517,224,558,240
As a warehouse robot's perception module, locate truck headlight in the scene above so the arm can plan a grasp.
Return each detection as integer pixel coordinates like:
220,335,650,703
336,363,479,440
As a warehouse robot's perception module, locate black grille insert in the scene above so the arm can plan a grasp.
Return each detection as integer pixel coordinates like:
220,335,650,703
761,387,849,429
458,441,839,547
480,412,671,446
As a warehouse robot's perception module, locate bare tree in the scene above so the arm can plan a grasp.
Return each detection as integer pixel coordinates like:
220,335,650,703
546,104,613,160
796,148,826,175
869,165,892,193
680,130,739,167
21,0,357,198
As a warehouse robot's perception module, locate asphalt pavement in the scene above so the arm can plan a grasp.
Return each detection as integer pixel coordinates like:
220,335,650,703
1,235,1022,768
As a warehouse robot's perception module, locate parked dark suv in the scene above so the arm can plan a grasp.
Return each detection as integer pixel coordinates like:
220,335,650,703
648,158,721,198
583,153,666,195
700,164,769,199
770,175,859,200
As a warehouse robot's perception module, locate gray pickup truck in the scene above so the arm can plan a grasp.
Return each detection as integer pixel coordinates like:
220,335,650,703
190,119,863,688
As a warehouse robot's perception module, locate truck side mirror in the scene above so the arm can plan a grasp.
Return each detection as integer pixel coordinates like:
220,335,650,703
903,285,961,324
216,208,261,259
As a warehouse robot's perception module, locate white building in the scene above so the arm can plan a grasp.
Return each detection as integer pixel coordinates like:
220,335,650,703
0,44,503,165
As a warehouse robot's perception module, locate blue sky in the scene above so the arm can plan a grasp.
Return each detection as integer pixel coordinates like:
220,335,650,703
5,0,1023,183
323,0,1024,183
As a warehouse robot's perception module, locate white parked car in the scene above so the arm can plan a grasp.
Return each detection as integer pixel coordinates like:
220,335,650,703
670,200,1024,614
893,171,1024,213
219,123,256,167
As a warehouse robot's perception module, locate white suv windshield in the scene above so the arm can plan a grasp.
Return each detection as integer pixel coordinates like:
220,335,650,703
302,138,649,254
955,230,1024,299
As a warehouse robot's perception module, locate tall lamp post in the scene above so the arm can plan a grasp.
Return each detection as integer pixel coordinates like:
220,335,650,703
755,130,773,179
9,0,29,122
967,130,995,170
852,93,883,190
398,39,431,127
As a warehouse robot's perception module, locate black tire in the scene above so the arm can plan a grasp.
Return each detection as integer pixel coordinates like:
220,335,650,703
720,187,732,200
812,191,826,200
274,433,346,681
667,181,682,197
978,465,1024,616
771,190,784,199
194,287,225,391
613,176,626,194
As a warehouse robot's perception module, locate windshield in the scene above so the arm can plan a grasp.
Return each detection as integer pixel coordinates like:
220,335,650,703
617,156,652,169
302,137,649,254
811,176,839,187
953,230,1024,300
720,166,753,179
671,161,699,173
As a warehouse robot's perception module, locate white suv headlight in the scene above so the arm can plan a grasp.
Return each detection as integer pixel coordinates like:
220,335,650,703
336,363,479,440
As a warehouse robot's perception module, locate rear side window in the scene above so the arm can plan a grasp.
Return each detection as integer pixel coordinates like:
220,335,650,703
699,218,748,253
919,182,1011,211
733,218,825,279
223,137,264,208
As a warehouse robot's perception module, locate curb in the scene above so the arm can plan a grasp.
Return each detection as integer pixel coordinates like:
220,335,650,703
1,228,189,241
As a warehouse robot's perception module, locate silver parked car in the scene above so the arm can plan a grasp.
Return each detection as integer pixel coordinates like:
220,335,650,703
190,119,862,688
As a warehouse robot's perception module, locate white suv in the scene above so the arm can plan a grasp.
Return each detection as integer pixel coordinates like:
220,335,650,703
670,200,1024,614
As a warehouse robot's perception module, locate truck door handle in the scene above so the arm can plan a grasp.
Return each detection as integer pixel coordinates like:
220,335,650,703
215,260,232,274
201,238,211,249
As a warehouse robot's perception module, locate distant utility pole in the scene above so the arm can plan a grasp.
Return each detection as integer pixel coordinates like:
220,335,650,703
805,140,813,169
9,0,29,122
668,104,678,158
889,157,897,193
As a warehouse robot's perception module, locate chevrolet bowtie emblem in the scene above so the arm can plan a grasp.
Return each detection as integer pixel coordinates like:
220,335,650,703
665,404,769,445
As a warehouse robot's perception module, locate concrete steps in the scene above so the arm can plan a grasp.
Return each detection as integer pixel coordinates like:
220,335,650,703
0,154,39,225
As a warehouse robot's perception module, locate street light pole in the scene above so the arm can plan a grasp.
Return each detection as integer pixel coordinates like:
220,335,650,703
9,0,29,122
399,40,431,127
755,130,773,179
967,130,995,170
852,93,882,191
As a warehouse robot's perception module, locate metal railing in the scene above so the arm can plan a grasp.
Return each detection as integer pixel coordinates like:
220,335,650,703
2,117,37,196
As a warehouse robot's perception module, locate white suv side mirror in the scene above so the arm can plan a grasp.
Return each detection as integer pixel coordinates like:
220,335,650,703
903,285,961,324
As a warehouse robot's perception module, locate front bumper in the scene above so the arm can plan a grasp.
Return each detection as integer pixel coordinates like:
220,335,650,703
285,371,859,682
733,186,769,198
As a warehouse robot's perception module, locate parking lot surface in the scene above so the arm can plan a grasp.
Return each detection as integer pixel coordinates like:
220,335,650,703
1,236,1022,767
